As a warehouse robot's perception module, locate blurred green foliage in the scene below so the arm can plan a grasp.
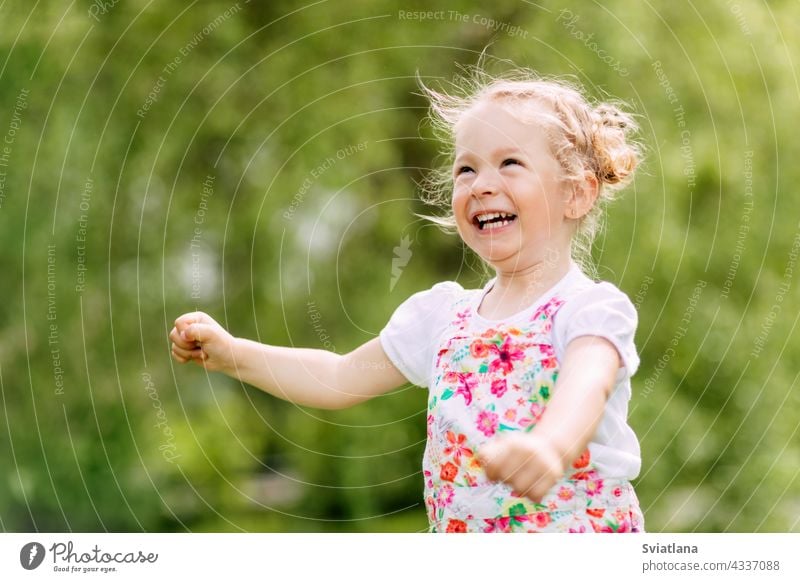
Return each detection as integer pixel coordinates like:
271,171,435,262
0,0,798,532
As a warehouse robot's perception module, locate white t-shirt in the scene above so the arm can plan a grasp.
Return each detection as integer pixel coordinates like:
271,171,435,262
379,260,643,479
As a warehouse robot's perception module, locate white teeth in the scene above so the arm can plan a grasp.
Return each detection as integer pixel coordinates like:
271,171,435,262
475,211,516,230
476,211,515,223
483,219,512,230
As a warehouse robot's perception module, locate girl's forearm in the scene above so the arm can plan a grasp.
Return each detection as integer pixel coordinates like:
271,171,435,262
227,337,346,409
532,382,608,471
531,336,620,471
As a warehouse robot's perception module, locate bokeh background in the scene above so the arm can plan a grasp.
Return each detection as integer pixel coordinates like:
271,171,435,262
1,0,798,533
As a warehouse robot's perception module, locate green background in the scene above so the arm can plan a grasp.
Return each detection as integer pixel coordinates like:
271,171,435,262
0,0,798,532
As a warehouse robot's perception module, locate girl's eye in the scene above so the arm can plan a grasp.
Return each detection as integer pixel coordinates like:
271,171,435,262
502,158,521,167
456,166,474,175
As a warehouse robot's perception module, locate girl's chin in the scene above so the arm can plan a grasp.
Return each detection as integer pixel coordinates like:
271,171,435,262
468,245,520,265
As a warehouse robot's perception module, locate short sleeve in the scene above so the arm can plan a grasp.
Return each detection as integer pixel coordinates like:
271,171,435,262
553,282,640,382
379,281,461,388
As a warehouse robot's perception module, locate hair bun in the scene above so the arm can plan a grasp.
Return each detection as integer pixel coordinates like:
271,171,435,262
591,103,639,187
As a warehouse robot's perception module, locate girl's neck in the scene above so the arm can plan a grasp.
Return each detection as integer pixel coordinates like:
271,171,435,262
479,255,573,319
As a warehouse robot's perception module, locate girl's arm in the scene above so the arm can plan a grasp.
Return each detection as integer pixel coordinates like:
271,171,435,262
478,335,620,501
232,336,411,410
529,335,620,466
170,312,410,410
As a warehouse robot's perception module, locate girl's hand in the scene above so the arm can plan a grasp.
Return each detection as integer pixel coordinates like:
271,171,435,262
169,311,237,374
477,432,565,504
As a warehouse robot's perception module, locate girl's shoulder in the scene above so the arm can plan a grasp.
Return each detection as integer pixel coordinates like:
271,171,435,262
408,280,469,306
551,275,641,381
386,280,468,325
428,280,467,296
557,265,635,306
564,278,635,307
554,276,637,328
380,280,473,388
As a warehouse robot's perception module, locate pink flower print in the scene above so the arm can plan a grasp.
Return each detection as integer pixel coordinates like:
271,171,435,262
541,357,558,369
557,486,574,501
590,520,614,533
531,299,556,322
611,509,632,533
438,485,455,508
503,408,517,422
488,335,525,375
490,378,507,398
455,373,477,405
443,431,474,465
512,513,531,527
534,512,551,528
612,486,623,498
480,328,498,339
529,402,544,422
454,308,471,330
476,409,499,437
427,414,435,439
444,371,459,383
470,339,490,359
538,343,555,357
586,478,604,497
483,517,512,532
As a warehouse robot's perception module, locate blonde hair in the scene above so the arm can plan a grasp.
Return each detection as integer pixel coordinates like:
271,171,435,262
415,65,642,280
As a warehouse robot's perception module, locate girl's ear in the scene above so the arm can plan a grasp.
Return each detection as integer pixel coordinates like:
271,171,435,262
565,171,599,219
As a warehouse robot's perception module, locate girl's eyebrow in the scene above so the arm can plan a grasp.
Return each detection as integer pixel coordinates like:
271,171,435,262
454,147,525,164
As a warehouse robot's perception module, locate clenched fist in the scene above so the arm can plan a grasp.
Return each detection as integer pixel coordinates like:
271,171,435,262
169,311,237,374
477,432,566,504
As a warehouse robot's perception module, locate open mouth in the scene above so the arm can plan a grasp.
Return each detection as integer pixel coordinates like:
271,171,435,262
473,212,518,231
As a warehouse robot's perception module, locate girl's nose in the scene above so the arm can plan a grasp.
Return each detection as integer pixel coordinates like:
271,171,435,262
470,170,501,196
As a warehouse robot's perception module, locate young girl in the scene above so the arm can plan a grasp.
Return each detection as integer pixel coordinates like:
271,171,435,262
170,68,645,533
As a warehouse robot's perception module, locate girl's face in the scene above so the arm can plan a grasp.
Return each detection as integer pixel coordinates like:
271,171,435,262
451,100,573,271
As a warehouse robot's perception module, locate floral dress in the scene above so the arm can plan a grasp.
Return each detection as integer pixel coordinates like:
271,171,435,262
423,285,645,533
